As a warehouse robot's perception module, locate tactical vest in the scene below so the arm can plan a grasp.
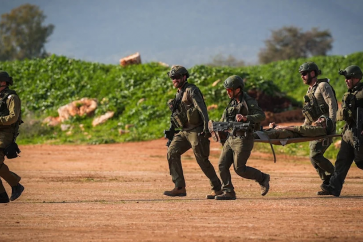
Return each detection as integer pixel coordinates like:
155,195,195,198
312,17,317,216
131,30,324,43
0,88,22,136
169,83,202,129
337,83,363,124
223,93,259,131
302,79,337,123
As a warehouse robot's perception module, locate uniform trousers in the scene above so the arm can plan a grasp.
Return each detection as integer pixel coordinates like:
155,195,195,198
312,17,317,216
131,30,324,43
167,126,221,191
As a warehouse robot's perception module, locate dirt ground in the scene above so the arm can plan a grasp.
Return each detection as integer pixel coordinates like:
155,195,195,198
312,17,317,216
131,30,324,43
1,135,363,242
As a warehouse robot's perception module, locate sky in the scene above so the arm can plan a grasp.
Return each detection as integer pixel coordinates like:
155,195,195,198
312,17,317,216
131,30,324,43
1,0,362,67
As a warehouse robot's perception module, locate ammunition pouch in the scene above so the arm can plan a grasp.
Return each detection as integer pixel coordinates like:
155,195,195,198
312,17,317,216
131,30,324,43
3,142,21,159
302,93,327,122
337,108,354,122
167,99,175,112
170,103,188,128
337,92,356,122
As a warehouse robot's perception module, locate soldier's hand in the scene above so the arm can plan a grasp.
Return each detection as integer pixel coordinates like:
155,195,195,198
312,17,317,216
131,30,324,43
200,130,211,138
236,114,247,122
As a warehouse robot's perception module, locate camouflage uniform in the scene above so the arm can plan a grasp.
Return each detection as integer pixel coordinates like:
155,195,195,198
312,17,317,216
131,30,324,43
322,66,363,196
218,92,268,195
300,62,338,186
259,125,327,139
0,71,24,203
166,66,221,196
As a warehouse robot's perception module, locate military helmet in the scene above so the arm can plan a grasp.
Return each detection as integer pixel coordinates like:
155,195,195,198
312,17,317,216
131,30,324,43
338,65,362,80
167,65,189,79
299,62,322,75
223,75,244,90
0,71,13,85
318,115,334,135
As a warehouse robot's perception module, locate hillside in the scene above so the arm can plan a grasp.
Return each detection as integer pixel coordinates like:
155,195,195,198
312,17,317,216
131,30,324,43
0,52,362,149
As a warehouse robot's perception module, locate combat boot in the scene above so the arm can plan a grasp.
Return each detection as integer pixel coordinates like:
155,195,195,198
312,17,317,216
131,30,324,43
10,183,24,201
163,187,186,197
0,192,9,203
206,189,223,199
317,190,331,195
259,173,270,196
321,184,340,197
215,191,236,200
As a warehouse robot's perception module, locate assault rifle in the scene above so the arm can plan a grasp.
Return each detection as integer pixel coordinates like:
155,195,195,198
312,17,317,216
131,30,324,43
164,96,182,147
353,107,363,150
164,124,179,147
208,120,253,143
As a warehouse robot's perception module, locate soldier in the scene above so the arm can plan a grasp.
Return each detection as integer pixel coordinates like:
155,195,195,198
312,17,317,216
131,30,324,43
163,65,222,199
215,75,270,200
321,65,363,197
255,115,334,139
0,71,24,203
299,62,338,195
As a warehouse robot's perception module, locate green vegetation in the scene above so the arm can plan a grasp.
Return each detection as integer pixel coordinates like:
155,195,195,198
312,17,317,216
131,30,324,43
1,52,363,159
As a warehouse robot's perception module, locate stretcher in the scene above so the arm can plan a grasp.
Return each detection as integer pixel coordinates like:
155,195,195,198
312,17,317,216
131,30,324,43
254,131,342,163
254,131,341,146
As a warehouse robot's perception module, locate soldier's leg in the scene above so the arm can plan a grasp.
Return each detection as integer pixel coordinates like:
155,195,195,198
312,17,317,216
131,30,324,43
327,139,355,196
0,177,5,194
309,140,334,185
0,178,10,203
188,130,221,191
354,143,363,170
167,131,191,188
218,139,234,192
230,135,264,183
0,152,21,189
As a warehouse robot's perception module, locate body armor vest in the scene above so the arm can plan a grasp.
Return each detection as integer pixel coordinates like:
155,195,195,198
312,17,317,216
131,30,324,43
225,99,248,122
302,79,336,123
337,83,363,123
224,93,260,130
169,83,202,129
0,88,22,133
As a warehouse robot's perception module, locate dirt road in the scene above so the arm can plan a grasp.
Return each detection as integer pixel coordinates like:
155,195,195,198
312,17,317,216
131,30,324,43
1,138,362,241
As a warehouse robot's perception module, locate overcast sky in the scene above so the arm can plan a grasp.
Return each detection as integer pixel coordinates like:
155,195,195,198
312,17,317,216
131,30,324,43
1,0,362,67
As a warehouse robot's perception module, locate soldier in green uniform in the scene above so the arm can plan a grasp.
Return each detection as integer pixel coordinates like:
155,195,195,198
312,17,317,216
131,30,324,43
255,115,334,139
215,75,270,200
163,65,222,198
299,62,338,195
321,65,363,197
0,71,24,203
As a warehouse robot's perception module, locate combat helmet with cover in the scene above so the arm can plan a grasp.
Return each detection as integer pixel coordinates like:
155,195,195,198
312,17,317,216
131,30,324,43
339,65,362,80
223,75,244,90
167,65,189,79
299,62,322,76
0,71,13,86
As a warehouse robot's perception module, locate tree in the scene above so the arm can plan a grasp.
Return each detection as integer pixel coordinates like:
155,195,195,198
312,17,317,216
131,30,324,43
206,54,245,67
258,26,333,64
0,4,54,61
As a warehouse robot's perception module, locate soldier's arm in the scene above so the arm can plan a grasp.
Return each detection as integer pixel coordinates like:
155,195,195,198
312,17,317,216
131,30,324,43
0,95,21,125
319,82,338,122
244,92,266,123
219,109,227,122
303,118,311,126
190,87,209,131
